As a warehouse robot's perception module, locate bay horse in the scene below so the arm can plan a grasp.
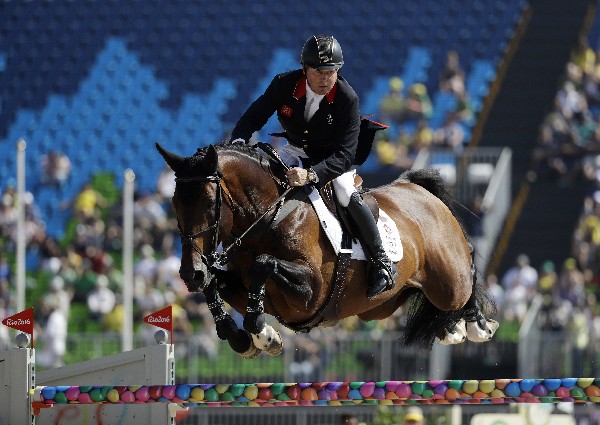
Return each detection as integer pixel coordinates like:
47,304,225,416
156,142,498,358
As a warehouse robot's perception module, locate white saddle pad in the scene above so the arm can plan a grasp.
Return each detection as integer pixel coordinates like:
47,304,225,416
307,188,403,262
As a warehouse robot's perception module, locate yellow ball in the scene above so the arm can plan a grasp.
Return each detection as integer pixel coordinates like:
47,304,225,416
190,387,204,401
462,380,479,394
490,389,505,398
106,389,120,403
244,386,259,400
216,384,229,394
479,380,495,394
577,378,594,388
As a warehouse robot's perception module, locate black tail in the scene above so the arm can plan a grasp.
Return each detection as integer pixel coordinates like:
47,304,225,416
399,168,496,348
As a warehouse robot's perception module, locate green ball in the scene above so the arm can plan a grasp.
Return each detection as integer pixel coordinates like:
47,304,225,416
54,392,68,404
89,389,104,402
448,380,464,390
411,382,427,395
221,392,235,402
270,383,286,395
230,384,245,397
205,388,219,402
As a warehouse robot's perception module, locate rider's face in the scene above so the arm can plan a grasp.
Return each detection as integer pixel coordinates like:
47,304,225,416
305,67,338,95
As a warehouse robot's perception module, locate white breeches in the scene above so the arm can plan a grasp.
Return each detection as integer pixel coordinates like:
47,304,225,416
279,144,357,207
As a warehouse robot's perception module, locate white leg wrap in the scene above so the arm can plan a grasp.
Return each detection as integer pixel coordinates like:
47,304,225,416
251,325,279,350
466,318,499,342
438,319,467,345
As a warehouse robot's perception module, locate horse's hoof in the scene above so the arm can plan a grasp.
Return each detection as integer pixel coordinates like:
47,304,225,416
239,345,262,359
251,325,283,356
466,319,499,342
438,319,467,345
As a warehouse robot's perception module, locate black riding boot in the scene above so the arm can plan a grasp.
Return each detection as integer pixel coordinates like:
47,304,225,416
346,192,397,297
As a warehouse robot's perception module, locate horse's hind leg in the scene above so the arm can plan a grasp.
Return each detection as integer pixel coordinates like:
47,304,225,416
463,243,498,342
205,279,261,358
439,243,499,345
244,254,313,356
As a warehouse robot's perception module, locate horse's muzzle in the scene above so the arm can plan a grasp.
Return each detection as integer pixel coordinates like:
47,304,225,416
179,268,208,292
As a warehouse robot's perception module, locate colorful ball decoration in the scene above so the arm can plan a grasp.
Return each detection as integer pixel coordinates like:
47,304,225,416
36,378,600,407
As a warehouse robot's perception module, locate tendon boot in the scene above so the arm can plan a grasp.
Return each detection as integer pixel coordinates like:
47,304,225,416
346,192,397,297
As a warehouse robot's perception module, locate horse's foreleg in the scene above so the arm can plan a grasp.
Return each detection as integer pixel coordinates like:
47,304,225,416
244,254,313,356
204,279,261,358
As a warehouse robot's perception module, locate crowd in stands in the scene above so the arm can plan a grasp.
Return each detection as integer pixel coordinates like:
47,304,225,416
374,49,473,172
4,42,600,376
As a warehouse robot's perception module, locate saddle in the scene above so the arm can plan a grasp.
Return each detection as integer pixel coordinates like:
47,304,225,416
255,142,381,331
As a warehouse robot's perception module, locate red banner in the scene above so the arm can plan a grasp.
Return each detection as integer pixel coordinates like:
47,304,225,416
143,305,173,332
2,307,34,347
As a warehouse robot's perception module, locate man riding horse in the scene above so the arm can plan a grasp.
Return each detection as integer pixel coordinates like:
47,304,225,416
229,34,397,298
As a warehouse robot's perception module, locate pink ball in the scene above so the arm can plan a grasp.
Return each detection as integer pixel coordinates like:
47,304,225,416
77,393,93,404
135,387,150,402
395,383,412,399
162,385,177,400
359,382,375,398
120,391,135,403
65,387,80,401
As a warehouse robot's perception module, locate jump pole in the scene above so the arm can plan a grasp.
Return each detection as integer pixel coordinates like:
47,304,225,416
31,377,600,407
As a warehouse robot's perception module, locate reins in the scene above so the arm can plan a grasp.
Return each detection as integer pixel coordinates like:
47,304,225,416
176,143,302,270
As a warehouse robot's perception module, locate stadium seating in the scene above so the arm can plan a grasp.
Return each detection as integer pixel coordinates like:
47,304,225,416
0,0,528,238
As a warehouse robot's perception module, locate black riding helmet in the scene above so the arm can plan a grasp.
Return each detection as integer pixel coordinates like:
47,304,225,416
301,35,344,70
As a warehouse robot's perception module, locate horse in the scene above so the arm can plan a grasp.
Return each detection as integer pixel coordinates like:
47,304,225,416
156,142,498,358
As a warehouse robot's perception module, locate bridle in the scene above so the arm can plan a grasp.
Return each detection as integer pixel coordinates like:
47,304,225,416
175,174,224,270
175,170,296,272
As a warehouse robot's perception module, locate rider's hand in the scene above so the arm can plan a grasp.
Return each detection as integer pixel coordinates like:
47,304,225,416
286,167,308,186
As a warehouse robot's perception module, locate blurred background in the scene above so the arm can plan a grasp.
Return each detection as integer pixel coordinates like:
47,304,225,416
3,0,600,423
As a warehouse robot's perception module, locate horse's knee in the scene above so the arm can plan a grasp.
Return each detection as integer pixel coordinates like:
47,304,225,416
253,254,278,277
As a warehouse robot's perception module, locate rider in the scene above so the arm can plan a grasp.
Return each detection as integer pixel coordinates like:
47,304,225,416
229,34,396,298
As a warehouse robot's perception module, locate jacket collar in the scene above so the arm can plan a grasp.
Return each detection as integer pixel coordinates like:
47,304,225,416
293,74,337,104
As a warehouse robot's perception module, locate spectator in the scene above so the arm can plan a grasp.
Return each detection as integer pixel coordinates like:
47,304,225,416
501,253,538,295
0,192,17,242
404,406,425,425
433,111,465,151
537,260,558,304
570,35,595,77
43,276,72,321
379,76,406,125
40,150,71,188
413,118,434,151
87,274,116,321
37,301,68,368
133,192,167,249
439,49,465,97
135,243,158,284
72,182,107,220
405,83,432,121
135,279,165,313
558,257,586,308
503,277,529,323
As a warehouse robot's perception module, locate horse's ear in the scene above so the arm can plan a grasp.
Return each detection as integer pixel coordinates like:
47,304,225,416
156,143,185,173
203,145,219,174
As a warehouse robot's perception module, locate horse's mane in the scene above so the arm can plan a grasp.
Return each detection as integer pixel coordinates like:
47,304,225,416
192,141,267,165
